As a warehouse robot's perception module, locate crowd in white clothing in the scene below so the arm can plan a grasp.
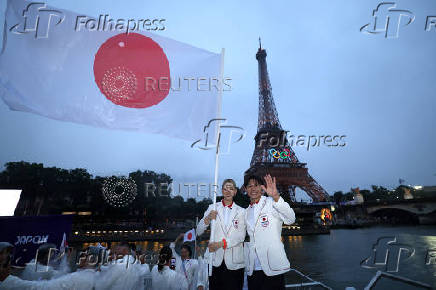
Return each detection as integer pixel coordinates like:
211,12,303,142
0,239,205,290
0,175,296,290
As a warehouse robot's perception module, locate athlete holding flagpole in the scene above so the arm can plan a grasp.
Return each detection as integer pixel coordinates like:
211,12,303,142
197,179,246,290
207,48,226,279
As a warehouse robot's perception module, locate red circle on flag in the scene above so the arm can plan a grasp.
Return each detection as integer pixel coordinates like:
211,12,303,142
187,233,192,240
94,33,170,108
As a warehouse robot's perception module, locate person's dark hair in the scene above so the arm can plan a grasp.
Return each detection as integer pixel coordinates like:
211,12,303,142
129,243,136,252
243,175,264,188
0,243,13,268
158,246,172,272
181,244,192,258
118,241,130,249
89,246,107,266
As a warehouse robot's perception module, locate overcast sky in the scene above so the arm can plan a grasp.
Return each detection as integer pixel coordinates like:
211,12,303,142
0,0,435,201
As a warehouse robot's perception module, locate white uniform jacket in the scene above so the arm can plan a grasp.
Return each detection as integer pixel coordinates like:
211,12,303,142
0,270,95,290
95,255,146,290
197,201,246,270
195,254,209,290
169,242,198,290
151,265,189,290
20,260,65,281
244,196,295,276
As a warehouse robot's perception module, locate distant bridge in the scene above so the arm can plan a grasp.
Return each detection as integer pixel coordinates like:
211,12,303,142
365,198,436,224
295,197,436,225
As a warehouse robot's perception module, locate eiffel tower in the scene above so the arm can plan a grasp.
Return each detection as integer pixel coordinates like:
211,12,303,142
244,41,328,202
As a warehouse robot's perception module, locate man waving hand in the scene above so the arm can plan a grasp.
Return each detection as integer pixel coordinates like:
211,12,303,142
244,174,295,290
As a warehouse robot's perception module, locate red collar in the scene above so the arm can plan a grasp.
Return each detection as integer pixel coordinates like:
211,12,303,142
250,199,261,207
222,200,233,208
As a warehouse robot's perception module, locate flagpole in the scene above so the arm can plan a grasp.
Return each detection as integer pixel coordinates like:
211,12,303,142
194,216,198,259
209,48,225,276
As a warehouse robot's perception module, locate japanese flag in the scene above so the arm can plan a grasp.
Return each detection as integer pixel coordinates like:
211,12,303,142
0,0,223,142
183,228,196,242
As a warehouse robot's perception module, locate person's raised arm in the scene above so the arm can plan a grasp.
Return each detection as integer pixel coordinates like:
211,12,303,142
270,197,295,225
196,205,217,237
170,233,184,260
262,174,295,225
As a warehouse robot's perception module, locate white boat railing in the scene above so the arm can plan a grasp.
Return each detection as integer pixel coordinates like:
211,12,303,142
285,268,332,289
146,267,432,289
364,270,432,290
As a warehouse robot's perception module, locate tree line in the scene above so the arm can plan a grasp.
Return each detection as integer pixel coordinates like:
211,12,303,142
0,161,247,224
1,161,428,223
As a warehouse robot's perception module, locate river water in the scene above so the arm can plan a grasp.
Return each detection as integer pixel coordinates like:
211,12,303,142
107,225,436,289
283,225,436,289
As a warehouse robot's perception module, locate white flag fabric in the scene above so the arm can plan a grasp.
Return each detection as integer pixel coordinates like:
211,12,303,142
183,228,196,242
0,0,222,141
59,232,67,253
0,190,21,216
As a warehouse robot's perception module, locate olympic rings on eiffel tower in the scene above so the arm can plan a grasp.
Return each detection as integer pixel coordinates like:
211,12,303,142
269,148,292,160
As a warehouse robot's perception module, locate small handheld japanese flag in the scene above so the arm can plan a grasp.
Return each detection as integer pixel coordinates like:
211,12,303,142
59,232,68,253
183,229,196,242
